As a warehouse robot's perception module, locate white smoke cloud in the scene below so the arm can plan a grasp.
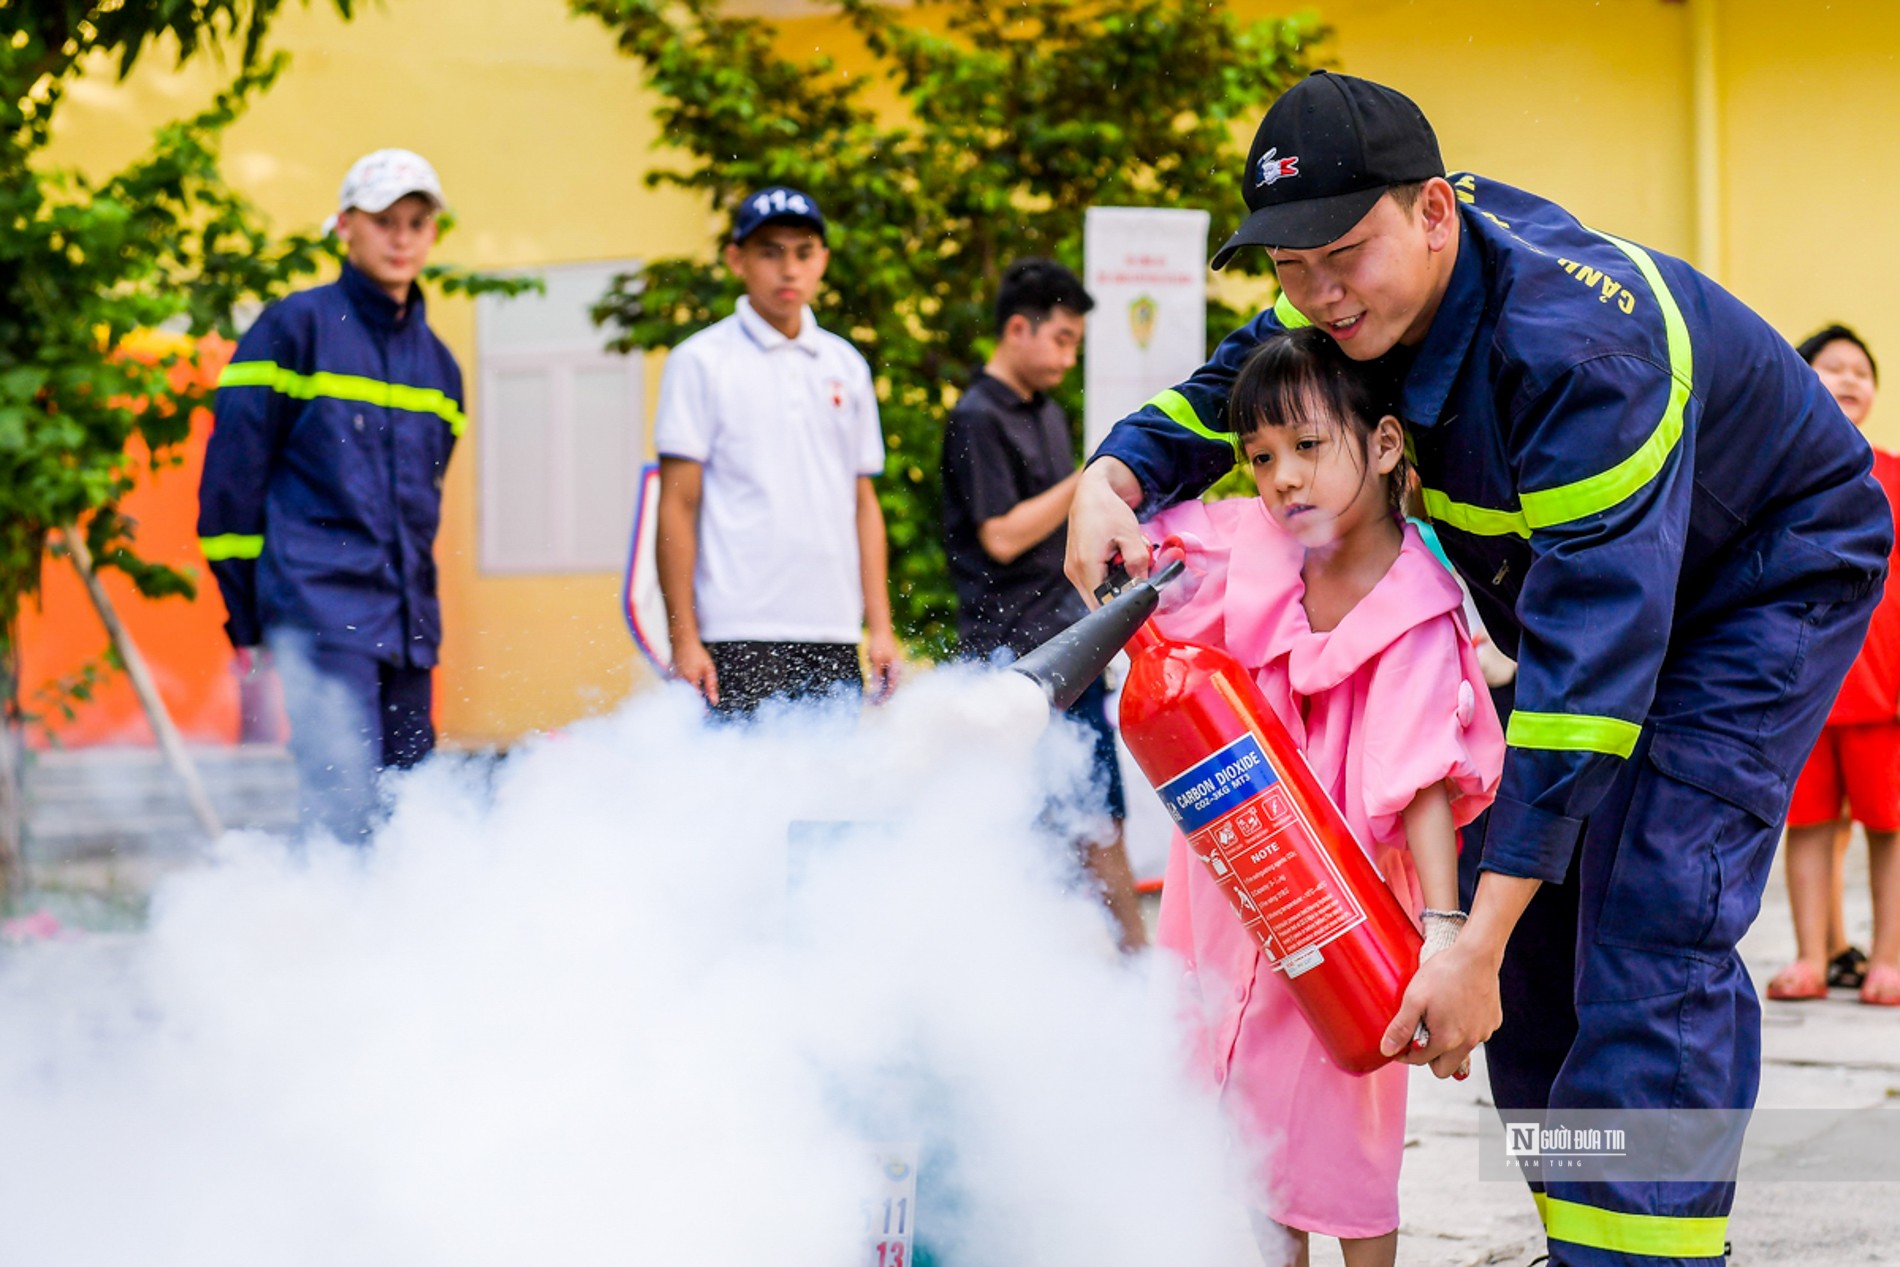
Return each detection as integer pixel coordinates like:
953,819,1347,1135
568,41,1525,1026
0,671,1257,1266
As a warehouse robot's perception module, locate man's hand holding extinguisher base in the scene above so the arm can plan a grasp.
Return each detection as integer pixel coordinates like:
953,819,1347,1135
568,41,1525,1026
1383,872,1541,1078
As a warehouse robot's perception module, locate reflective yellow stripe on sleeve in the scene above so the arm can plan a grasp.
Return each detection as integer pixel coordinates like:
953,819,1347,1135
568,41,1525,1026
215,361,277,389
1517,231,1694,530
1146,388,1235,450
1417,234,1693,540
199,534,264,561
1418,488,1531,539
1541,1196,1728,1259
1140,291,1312,455
217,360,467,436
1506,710,1641,759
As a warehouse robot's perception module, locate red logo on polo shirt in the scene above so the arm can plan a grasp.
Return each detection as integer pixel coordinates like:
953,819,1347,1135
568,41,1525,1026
824,377,848,411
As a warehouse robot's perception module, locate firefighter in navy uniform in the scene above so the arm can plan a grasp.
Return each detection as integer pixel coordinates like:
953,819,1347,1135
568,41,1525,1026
198,150,464,843
1067,73,1890,1265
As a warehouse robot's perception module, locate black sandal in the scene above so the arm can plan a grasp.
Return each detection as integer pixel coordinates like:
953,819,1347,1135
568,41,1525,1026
1828,945,1869,990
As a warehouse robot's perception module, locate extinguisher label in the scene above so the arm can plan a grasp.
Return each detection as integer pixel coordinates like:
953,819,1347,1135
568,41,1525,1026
1158,733,1368,967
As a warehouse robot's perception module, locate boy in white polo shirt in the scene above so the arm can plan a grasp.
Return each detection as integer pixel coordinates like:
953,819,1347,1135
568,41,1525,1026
653,185,899,716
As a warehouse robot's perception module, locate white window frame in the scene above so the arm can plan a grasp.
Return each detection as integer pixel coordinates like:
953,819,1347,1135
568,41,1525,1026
476,260,645,575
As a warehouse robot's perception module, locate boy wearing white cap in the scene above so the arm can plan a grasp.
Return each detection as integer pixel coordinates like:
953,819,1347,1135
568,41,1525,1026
198,149,463,843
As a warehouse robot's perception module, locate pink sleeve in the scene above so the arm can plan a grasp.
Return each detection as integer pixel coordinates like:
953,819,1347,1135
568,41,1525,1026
1360,614,1506,845
1144,500,1234,652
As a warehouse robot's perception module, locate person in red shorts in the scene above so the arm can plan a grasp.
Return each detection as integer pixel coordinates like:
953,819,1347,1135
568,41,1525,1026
1771,324,1900,1005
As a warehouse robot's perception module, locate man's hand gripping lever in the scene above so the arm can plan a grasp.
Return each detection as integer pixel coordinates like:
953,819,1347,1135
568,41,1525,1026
1066,457,1151,607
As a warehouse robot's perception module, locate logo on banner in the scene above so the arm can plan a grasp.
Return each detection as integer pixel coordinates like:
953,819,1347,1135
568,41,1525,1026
1257,147,1300,187
1128,294,1157,349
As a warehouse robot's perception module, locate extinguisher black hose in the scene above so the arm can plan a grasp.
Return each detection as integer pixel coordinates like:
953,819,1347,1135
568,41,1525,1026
1011,559,1186,711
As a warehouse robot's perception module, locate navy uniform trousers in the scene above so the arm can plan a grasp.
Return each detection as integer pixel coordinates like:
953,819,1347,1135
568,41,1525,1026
1477,574,1880,1266
272,632,435,845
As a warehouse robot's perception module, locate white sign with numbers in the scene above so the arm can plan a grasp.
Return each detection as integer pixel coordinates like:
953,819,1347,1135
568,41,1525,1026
862,1142,919,1267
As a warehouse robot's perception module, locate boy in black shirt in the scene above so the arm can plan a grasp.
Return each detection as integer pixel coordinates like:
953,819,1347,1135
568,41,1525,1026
941,259,1146,950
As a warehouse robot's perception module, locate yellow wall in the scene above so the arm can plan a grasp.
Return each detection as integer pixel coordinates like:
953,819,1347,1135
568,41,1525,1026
1719,0,1900,415
1245,0,1900,447
44,0,1900,746
1249,0,1697,257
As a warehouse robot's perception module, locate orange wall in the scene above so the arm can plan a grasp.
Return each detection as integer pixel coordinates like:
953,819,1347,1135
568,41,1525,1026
18,338,243,748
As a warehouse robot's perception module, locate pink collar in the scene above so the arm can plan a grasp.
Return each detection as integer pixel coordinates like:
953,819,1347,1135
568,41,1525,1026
1218,507,1466,693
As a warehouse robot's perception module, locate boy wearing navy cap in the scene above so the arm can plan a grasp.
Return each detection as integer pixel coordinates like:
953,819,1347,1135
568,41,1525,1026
1068,71,1890,1265
654,186,899,715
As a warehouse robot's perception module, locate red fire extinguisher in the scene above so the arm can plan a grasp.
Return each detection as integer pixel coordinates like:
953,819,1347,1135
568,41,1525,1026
1013,549,1423,1074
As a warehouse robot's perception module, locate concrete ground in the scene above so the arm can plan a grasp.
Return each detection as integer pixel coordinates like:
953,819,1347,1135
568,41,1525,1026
1311,831,1900,1267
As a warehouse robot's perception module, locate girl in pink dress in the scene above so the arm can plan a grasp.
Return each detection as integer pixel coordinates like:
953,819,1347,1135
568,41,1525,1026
1146,327,1504,1267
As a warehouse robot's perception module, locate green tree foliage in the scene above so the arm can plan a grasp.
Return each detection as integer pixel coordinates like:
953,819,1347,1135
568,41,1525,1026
577,0,1325,655
3,1,356,83
0,2,360,641
2,58,323,629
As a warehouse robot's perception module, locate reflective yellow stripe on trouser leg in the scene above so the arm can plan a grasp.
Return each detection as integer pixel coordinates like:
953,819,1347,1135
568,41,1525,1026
1536,1193,1729,1259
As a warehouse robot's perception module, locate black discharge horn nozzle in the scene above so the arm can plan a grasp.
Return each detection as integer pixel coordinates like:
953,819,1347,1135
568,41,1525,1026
1011,558,1185,711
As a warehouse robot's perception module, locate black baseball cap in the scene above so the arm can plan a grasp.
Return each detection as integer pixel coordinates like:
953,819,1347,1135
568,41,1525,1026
1211,71,1444,269
730,185,827,245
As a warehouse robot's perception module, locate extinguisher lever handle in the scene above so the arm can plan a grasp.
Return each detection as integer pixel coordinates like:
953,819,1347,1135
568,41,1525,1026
1093,556,1186,605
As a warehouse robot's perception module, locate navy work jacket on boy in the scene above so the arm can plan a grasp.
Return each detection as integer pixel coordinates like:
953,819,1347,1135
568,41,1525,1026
197,261,465,668
1095,175,1892,886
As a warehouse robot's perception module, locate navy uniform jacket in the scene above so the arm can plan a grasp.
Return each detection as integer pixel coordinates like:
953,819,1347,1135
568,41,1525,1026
1096,175,1891,885
197,262,464,668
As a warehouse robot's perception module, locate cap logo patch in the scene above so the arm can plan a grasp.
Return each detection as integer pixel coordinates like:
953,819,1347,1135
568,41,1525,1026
1256,147,1300,188
752,188,813,217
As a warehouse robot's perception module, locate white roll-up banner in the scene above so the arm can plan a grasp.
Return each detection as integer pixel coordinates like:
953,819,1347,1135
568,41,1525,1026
1082,206,1212,890
1081,206,1211,457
